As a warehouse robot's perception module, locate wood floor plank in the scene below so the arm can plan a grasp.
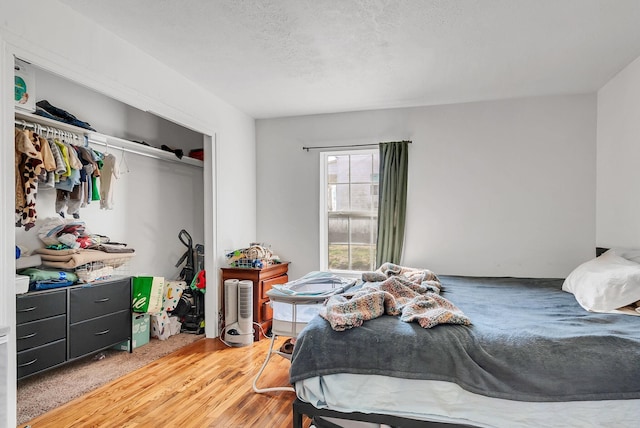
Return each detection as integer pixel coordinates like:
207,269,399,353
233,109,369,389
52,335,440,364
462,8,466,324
19,337,312,428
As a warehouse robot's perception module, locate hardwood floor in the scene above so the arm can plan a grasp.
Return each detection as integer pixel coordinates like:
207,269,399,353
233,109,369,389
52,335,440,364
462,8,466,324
20,337,313,428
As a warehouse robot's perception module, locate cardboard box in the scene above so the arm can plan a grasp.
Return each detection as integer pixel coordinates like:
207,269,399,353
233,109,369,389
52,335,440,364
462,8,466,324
14,58,36,113
113,313,150,351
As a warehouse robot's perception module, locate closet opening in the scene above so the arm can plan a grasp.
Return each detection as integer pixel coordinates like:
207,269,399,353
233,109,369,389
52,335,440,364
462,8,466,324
14,60,208,285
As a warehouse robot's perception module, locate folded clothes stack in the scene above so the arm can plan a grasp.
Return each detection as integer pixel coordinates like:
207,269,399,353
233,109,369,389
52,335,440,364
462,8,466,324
35,99,96,131
18,268,78,291
34,248,135,269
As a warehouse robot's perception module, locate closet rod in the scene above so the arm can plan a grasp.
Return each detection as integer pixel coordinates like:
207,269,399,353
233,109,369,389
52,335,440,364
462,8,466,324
86,136,203,168
15,111,202,168
87,138,169,162
302,140,412,152
14,118,82,142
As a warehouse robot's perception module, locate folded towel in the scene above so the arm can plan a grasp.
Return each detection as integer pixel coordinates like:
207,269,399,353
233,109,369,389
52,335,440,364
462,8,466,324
34,248,81,256
39,249,135,269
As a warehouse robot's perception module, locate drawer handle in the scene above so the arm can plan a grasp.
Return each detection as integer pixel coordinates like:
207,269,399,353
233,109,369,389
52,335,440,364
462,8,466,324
17,306,37,313
95,329,111,336
18,358,38,367
95,298,110,303
18,332,37,340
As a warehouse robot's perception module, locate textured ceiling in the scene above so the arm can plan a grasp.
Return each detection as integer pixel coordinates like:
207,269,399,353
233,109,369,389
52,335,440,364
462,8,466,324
59,0,640,119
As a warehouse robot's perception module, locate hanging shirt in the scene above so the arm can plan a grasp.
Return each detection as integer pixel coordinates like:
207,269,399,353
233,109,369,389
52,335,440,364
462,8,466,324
100,153,119,210
34,133,56,173
48,139,67,175
15,129,44,230
14,128,38,212
54,139,72,177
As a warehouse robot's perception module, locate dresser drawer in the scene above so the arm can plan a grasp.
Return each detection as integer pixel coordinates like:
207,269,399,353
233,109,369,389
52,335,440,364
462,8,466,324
16,314,66,352
17,339,66,379
16,290,66,324
261,275,288,299
69,278,131,323
69,310,130,359
261,300,273,321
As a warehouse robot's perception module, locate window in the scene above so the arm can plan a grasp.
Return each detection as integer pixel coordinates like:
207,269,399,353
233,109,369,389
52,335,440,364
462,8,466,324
320,149,379,272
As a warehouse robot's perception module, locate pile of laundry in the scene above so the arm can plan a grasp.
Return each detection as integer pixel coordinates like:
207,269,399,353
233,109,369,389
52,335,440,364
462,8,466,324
17,217,135,288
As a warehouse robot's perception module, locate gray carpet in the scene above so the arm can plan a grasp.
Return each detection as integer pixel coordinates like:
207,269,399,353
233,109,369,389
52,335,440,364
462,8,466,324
17,333,203,425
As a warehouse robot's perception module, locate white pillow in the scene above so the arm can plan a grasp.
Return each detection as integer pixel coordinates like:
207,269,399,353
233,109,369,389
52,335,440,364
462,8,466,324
612,247,640,264
563,249,640,312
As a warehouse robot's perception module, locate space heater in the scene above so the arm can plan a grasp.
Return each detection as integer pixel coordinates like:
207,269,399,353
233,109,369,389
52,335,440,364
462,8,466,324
223,279,254,346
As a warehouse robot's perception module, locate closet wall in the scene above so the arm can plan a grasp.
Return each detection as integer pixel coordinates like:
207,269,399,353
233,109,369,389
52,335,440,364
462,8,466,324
15,65,205,279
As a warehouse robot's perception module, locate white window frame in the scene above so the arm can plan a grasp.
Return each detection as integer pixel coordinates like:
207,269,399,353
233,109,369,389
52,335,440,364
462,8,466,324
319,149,378,276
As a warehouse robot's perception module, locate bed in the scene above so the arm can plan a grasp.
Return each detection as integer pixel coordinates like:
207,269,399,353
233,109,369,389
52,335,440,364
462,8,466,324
289,257,640,428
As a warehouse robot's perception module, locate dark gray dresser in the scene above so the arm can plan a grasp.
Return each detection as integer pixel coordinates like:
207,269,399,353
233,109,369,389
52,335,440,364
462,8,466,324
16,276,132,380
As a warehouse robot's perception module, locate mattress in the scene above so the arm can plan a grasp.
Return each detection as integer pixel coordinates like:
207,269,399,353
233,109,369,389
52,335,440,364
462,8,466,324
290,275,640,427
296,374,640,428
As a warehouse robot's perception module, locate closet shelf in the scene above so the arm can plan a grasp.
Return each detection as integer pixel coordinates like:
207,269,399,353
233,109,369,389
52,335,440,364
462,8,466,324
85,134,203,167
15,110,203,168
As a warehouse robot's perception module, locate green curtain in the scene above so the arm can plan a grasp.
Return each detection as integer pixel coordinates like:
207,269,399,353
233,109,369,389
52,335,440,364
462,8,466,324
376,141,409,267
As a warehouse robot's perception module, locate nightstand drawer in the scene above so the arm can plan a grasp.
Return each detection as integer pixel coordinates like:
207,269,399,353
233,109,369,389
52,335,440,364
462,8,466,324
16,290,66,324
261,300,273,321
17,339,66,379
261,275,288,299
69,278,131,323
16,314,66,352
69,310,130,358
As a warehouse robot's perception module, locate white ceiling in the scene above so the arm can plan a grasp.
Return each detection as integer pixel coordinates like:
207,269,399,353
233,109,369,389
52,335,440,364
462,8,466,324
59,0,640,119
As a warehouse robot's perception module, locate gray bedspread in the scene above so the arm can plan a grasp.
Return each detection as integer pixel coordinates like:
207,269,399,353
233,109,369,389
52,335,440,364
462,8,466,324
289,276,640,402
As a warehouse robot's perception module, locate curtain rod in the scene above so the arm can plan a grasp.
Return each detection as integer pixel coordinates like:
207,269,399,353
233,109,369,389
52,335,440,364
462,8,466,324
302,140,412,152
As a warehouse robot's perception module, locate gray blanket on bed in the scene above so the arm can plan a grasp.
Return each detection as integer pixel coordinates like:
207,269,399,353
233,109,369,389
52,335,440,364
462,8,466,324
290,276,640,402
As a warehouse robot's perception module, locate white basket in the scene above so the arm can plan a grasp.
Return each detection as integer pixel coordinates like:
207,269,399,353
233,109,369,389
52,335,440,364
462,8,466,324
75,258,131,283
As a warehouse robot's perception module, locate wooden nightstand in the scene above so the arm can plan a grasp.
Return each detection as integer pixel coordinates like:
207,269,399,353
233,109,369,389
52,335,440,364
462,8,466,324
220,262,289,341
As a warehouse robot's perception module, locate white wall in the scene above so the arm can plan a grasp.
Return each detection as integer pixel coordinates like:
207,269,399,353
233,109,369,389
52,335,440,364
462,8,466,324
1,1,256,425
257,95,596,280
596,55,640,248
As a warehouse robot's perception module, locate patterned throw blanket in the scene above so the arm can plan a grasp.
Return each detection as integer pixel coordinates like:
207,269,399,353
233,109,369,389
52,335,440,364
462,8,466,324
320,263,471,331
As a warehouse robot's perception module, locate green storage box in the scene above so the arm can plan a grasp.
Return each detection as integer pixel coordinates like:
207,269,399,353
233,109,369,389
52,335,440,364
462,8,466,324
113,313,150,351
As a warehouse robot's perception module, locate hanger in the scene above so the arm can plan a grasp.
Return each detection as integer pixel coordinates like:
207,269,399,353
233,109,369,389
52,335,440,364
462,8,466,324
118,146,130,174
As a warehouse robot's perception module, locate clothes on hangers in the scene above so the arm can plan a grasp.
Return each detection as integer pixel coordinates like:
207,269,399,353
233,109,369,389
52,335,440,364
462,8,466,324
10,123,109,220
